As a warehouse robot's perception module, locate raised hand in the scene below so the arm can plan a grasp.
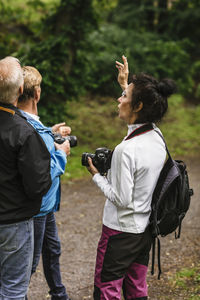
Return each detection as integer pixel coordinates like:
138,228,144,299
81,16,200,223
116,55,129,90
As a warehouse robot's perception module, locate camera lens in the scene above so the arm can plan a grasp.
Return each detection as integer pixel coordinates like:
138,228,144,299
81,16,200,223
81,153,89,166
81,153,95,166
67,136,77,147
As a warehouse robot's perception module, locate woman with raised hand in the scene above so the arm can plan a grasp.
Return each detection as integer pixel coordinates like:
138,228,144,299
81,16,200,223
87,56,176,300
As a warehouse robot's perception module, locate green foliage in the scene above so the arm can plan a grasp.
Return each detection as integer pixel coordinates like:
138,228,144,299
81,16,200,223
1,0,200,122
0,0,29,58
168,0,200,47
174,268,196,288
84,24,126,96
17,0,100,124
111,0,158,32
107,0,200,103
60,96,125,180
85,26,191,96
64,96,126,149
162,0,200,103
62,146,90,181
189,60,200,102
160,95,200,157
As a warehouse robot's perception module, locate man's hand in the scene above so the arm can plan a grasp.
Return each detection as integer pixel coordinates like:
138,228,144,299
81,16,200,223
58,126,71,136
87,157,99,176
52,122,71,136
54,140,70,156
116,55,129,90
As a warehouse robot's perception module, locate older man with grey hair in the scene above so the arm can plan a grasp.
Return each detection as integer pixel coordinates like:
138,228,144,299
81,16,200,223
0,56,52,300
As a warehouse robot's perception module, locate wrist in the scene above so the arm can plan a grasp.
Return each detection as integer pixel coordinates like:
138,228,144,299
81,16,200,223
121,83,128,90
92,172,100,179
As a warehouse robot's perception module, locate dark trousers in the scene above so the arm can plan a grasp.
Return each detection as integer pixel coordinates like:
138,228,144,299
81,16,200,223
26,212,69,300
93,225,151,300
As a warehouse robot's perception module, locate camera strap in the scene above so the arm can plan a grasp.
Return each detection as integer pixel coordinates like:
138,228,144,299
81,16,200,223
125,123,154,141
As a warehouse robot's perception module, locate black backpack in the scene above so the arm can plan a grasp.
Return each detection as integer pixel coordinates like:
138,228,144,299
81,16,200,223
150,130,194,279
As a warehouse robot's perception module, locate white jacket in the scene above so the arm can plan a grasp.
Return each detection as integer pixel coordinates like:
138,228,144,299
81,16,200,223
93,123,166,233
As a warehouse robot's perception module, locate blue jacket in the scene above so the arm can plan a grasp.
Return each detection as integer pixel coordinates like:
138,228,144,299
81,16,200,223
20,111,67,217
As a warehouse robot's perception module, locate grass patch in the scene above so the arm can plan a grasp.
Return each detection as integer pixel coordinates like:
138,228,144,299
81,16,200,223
169,264,200,299
160,94,200,157
60,96,126,181
59,94,200,181
62,146,91,182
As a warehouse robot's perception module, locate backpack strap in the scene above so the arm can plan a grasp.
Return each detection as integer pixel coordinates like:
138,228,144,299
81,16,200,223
154,129,172,161
151,130,170,280
151,236,162,280
154,130,187,240
151,237,156,276
157,237,162,279
125,123,154,141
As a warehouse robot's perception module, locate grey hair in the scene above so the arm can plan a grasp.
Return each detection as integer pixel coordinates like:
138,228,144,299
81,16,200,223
0,56,24,104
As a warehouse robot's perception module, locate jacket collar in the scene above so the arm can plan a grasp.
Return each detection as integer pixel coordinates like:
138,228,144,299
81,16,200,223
127,123,146,135
0,102,26,118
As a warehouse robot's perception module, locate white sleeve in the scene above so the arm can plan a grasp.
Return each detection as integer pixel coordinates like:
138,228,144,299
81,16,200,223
92,149,135,208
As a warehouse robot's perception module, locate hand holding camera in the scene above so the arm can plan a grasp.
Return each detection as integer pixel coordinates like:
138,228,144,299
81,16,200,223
55,139,71,156
53,131,77,156
87,157,99,176
82,147,112,176
53,133,77,147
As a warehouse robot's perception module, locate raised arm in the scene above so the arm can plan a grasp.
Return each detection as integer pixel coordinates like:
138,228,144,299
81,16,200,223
116,55,129,91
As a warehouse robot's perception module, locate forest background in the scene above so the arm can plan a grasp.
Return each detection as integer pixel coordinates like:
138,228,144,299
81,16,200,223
1,1,200,297
1,0,200,180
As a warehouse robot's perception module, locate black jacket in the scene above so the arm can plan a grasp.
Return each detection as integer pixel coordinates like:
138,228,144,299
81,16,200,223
0,103,52,224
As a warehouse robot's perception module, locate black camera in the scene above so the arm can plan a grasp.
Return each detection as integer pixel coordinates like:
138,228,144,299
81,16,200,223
82,147,112,175
53,133,77,147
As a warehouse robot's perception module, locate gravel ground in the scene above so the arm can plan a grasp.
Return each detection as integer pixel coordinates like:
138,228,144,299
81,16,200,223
27,158,200,300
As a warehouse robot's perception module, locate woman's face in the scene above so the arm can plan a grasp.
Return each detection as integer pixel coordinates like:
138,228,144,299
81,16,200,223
117,83,136,124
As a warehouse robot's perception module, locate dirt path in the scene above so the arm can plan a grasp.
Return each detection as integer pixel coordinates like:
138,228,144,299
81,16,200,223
27,158,200,300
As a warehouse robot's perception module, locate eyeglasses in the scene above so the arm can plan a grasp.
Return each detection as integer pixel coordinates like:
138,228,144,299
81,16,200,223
121,90,126,97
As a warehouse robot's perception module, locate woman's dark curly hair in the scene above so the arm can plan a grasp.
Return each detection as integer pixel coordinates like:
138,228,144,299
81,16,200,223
131,73,176,123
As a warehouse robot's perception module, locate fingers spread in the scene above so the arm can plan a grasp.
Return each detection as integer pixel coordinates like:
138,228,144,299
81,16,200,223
116,65,123,71
122,55,128,63
116,61,124,67
122,56,128,71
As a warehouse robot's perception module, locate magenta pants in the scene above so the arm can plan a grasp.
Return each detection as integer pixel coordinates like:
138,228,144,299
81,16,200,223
93,225,152,300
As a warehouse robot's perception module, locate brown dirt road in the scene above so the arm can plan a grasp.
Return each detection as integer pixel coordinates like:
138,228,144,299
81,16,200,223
27,158,200,300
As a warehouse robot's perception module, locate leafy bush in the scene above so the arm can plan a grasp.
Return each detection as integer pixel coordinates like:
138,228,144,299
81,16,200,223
85,25,191,97
1,0,200,124
17,0,99,125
